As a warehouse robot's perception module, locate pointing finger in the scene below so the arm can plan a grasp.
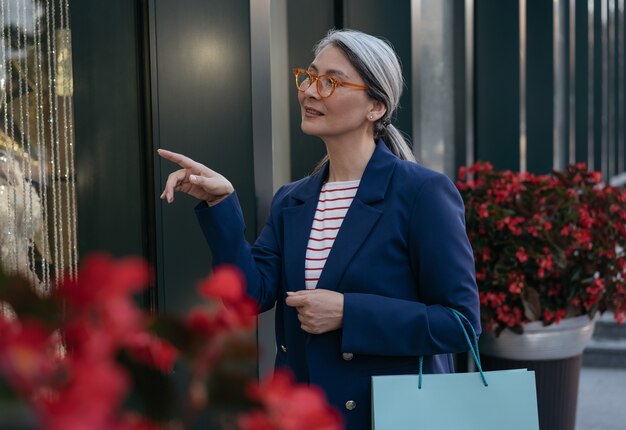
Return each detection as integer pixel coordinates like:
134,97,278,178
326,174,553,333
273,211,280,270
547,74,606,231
158,149,196,169
158,149,216,176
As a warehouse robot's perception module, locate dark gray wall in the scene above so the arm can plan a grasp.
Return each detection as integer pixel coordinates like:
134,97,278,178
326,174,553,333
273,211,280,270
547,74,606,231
72,0,148,260
72,0,257,315
150,0,256,315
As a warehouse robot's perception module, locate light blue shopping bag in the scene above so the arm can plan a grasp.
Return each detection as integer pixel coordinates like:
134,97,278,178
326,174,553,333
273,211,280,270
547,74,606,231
372,309,539,430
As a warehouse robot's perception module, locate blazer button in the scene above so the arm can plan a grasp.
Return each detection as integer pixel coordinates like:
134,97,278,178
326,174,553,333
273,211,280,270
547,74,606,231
281,344,287,352
342,352,354,361
345,400,357,411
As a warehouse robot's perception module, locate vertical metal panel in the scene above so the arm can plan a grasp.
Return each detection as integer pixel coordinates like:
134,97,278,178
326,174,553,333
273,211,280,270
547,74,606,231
574,0,590,163
411,0,422,162
251,0,272,379
72,0,148,264
466,0,475,168
475,0,520,171
569,0,576,164
608,0,616,178
269,0,291,190
588,0,595,168
602,0,609,179
250,0,290,380
250,0,274,231
554,0,567,171
153,0,256,314
527,0,554,174
250,0,274,229
520,0,527,172
408,0,455,174
147,0,164,311
616,0,626,174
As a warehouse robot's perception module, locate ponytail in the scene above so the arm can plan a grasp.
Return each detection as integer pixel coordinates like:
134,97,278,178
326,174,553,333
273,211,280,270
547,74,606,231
376,122,415,162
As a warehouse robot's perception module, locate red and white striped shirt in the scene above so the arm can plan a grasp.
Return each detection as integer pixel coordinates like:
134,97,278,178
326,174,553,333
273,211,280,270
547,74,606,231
304,180,360,289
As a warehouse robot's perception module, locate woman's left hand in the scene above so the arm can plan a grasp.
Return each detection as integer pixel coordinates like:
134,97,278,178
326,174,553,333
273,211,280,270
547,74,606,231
285,290,344,335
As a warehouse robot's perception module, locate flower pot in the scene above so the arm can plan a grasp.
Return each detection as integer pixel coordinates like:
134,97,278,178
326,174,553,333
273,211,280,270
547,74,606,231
480,315,596,360
478,316,597,430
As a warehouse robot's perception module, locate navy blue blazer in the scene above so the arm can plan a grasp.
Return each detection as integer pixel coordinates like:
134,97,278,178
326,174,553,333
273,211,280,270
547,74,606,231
195,140,480,430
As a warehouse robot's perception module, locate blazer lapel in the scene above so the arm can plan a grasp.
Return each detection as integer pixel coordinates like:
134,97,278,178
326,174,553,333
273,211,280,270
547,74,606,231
316,140,397,292
283,163,328,292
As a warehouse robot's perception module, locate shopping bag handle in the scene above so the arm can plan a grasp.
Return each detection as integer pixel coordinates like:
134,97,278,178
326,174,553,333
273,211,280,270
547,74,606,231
418,308,488,388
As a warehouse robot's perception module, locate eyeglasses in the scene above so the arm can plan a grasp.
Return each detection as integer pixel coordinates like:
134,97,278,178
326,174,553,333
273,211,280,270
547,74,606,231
293,68,368,98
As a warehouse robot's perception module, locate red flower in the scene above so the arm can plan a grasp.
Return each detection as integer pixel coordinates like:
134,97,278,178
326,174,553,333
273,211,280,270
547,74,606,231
0,253,342,429
457,166,467,181
216,298,259,330
0,319,56,394
38,358,130,430
506,273,525,295
515,247,528,264
496,306,522,328
126,332,178,372
572,228,592,249
588,171,602,184
239,370,343,430
468,161,494,174
57,253,151,308
478,203,489,219
186,307,219,336
198,265,246,304
238,411,275,430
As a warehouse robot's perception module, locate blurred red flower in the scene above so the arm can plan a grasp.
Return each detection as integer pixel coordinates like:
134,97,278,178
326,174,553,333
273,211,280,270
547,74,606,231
0,255,341,429
239,370,343,430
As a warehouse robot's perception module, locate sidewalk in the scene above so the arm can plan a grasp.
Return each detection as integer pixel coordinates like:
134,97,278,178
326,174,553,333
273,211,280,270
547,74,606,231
576,366,626,430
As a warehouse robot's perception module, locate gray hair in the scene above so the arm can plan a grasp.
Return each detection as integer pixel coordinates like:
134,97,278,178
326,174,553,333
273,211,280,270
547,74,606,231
314,29,415,162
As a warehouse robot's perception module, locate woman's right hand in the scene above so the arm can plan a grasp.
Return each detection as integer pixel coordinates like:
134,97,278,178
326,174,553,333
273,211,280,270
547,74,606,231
158,149,234,205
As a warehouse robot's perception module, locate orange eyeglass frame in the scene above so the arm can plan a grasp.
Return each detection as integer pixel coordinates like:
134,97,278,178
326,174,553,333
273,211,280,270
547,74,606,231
293,68,368,98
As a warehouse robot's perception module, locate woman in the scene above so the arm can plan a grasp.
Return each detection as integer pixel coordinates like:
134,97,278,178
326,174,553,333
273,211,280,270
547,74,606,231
159,29,480,430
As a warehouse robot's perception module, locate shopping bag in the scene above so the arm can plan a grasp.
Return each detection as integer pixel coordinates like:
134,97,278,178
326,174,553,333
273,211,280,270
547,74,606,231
371,308,539,430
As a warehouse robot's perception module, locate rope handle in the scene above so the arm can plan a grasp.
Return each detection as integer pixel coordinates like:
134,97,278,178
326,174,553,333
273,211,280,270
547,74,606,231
418,307,488,389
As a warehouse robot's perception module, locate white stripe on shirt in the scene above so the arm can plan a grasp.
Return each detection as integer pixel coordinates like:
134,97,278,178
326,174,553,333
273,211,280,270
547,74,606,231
304,180,360,289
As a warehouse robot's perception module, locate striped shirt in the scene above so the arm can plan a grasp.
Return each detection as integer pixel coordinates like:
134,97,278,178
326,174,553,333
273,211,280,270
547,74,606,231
304,179,360,289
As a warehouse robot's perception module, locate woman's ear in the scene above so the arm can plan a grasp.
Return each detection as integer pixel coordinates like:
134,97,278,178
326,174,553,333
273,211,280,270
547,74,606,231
368,100,387,122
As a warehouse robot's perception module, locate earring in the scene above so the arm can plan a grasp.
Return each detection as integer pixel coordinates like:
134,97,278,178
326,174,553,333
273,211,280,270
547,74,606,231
369,115,373,120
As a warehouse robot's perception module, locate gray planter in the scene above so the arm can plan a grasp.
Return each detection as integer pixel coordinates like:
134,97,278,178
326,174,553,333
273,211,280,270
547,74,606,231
479,314,597,360
479,316,598,430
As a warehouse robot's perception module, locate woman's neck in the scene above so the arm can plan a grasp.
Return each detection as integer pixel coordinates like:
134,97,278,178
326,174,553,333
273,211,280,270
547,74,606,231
324,133,376,182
